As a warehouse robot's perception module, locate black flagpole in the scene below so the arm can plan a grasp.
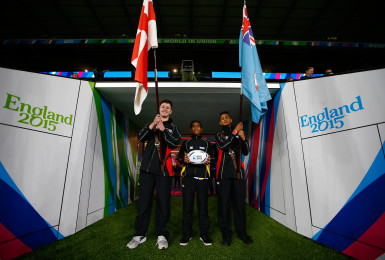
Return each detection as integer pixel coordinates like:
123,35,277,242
154,49,160,113
153,48,164,171
237,0,246,180
237,83,243,180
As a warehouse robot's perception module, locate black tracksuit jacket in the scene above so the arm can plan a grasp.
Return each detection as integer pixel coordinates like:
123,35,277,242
215,126,250,179
138,118,181,176
177,135,214,179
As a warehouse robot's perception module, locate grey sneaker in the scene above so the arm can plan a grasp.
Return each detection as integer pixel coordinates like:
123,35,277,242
126,236,146,249
156,235,168,249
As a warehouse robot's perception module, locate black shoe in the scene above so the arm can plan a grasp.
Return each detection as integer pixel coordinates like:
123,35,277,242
221,235,231,246
238,233,253,244
179,234,192,246
200,234,212,246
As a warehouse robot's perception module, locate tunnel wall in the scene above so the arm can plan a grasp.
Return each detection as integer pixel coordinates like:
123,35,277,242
0,68,139,259
245,68,385,259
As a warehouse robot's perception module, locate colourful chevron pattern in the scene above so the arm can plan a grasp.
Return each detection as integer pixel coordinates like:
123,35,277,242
0,161,64,260
312,142,385,259
89,82,138,215
245,83,284,215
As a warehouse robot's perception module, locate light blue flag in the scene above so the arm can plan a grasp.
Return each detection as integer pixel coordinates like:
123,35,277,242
239,5,271,123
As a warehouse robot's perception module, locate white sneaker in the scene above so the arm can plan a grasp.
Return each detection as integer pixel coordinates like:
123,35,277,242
126,236,146,249
156,235,168,249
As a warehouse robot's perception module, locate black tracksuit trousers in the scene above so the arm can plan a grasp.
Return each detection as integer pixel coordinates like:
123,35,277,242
135,171,172,238
217,178,246,237
182,176,210,236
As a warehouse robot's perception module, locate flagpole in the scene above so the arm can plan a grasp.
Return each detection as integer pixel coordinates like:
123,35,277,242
154,49,160,113
237,0,246,180
239,84,243,121
237,80,243,180
240,0,245,123
153,48,164,171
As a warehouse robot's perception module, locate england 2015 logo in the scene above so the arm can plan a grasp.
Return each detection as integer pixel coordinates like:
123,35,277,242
300,96,364,133
3,93,73,132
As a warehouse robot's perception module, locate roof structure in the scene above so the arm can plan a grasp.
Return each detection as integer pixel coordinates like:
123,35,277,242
1,0,385,74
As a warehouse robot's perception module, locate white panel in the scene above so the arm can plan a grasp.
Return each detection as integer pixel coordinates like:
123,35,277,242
0,125,70,226
280,83,313,237
0,68,79,137
378,123,385,146
268,117,286,214
58,81,94,236
268,97,297,231
303,126,382,229
76,99,99,232
295,68,385,138
87,208,104,226
88,126,108,213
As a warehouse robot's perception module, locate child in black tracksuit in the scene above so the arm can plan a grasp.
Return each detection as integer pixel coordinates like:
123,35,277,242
215,111,253,246
177,120,214,246
127,99,181,250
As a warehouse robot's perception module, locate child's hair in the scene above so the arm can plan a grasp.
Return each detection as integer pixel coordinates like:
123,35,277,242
190,120,202,129
219,111,231,118
160,99,173,108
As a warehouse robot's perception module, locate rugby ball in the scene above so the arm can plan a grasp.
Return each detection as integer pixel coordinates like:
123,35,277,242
188,150,208,164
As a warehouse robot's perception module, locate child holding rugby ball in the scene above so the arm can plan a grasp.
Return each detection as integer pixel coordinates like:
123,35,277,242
177,120,214,246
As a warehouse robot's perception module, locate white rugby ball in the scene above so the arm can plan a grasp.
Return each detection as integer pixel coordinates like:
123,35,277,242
188,150,208,164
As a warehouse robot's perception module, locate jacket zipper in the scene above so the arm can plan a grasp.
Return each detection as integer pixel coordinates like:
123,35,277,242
147,146,156,173
220,154,225,179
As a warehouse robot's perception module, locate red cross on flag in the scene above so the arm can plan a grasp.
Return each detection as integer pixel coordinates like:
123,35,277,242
131,0,158,115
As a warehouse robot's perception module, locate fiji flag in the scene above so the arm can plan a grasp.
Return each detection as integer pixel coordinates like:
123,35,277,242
239,5,271,123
